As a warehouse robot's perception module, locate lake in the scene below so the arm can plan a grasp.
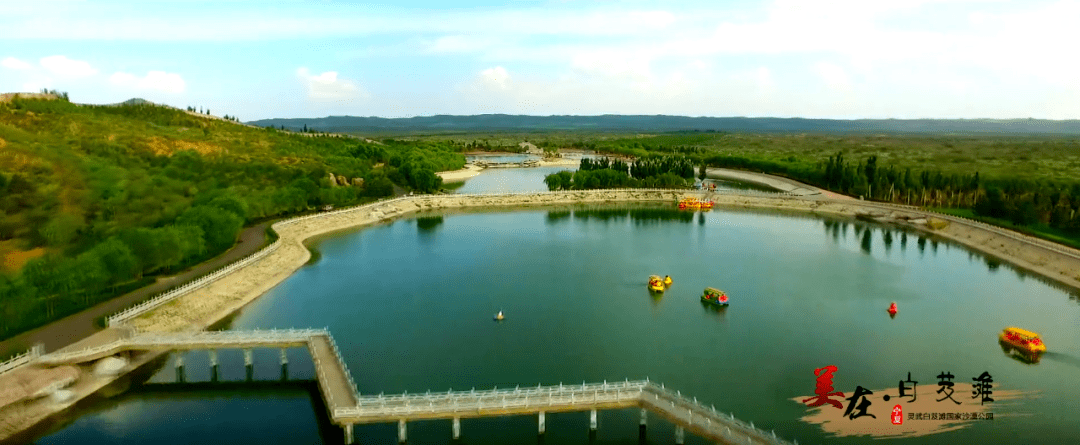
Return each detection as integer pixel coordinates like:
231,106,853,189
27,180,1080,445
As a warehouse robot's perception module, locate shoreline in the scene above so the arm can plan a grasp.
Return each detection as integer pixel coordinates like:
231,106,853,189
3,189,1080,442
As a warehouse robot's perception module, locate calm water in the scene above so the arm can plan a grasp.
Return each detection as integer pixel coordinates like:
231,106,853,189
31,203,1080,444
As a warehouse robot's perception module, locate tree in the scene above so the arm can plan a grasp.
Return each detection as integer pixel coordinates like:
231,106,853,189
176,205,243,254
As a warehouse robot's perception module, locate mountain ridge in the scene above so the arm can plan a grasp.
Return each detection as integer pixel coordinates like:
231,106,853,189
247,114,1080,135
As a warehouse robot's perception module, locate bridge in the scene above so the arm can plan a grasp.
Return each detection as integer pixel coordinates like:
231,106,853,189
38,329,795,445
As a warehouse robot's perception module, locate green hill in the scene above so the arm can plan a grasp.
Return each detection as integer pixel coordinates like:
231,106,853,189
0,95,464,339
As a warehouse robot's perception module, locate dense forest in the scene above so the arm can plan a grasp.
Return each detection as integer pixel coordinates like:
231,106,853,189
543,132,1080,248
0,96,464,338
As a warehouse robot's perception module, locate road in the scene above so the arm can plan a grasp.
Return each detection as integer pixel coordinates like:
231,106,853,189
0,222,271,358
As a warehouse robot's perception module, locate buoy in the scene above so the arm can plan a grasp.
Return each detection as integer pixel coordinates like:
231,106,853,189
887,302,898,316
494,311,505,321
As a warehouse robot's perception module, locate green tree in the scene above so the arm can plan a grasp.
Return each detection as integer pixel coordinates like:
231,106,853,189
176,205,244,253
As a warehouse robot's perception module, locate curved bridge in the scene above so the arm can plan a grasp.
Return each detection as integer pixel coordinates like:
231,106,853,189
38,329,794,445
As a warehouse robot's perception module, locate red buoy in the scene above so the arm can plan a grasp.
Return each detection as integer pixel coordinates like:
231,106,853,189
887,302,898,316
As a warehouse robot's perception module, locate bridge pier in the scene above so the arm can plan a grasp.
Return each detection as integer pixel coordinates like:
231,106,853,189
343,424,353,444
589,409,598,431
174,353,185,382
244,348,253,381
639,408,647,439
538,411,546,435
398,419,407,443
452,417,461,440
674,426,685,445
208,350,218,382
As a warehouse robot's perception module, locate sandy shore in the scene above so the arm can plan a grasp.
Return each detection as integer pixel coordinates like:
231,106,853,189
3,188,1080,442
436,164,484,182
536,158,581,167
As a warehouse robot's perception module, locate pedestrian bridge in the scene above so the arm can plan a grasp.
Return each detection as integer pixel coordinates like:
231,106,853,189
37,329,794,445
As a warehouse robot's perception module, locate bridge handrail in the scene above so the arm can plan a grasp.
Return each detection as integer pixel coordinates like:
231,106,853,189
127,328,326,346
643,382,792,445
37,339,127,364
0,345,43,376
339,380,648,418
106,240,283,326
36,328,328,364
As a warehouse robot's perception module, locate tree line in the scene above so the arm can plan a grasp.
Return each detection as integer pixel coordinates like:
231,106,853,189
705,151,1080,239
544,156,695,190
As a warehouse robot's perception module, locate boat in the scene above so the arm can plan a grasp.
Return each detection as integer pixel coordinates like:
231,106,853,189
677,197,714,211
999,327,1046,355
701,287,729,306
648,275,665,292
494,311,505,321
664,275,673,286
677,197,702,210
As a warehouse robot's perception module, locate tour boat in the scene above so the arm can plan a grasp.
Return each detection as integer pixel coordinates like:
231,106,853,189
648,275,665,292
999,327,1046,355
677,197,714,211
701,287,729,306
677,197,702,210
887,302,898,316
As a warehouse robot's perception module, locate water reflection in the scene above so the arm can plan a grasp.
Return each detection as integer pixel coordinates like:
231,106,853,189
571,208,694,224
545,210,572,223
860,227,873,254
416,215,444,232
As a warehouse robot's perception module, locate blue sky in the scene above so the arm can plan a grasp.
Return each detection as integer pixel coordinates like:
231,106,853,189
2,0,1077,120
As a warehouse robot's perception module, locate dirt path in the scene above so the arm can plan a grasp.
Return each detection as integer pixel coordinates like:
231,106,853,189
0,222,271,358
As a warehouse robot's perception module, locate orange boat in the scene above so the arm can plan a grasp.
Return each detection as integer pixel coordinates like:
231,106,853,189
999,327,1046,355
678,197,713,210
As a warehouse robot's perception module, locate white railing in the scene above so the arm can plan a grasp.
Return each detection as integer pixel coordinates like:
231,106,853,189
128,328,324,347
331,379,794,445
323,332,359,399
36,328,326,364
337,380,647,419
644,382,791,445
36,339,127,365
106,240,283,326
0,344,43,375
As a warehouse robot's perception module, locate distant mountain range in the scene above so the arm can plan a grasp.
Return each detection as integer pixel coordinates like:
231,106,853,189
246,114,1080,135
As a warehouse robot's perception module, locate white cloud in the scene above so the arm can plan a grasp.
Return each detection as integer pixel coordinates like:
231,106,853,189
1,57,31,70
39,55,97,78
480,66,511,90
110,70,186,94
814,62,851,91
296,67,367,101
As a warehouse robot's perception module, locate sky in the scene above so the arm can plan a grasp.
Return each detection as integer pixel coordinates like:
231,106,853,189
1,0,1078,121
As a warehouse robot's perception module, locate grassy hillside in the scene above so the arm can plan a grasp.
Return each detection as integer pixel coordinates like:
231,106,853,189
0,95,464,339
